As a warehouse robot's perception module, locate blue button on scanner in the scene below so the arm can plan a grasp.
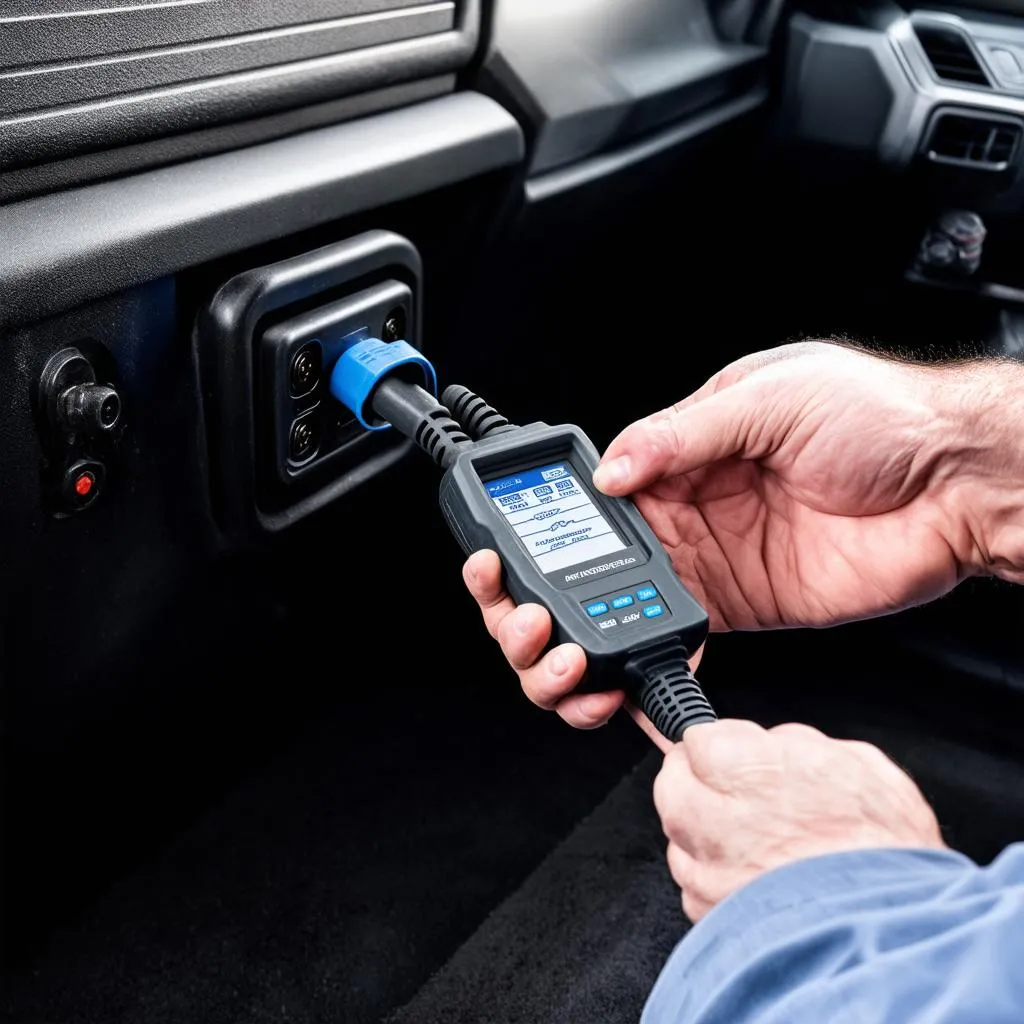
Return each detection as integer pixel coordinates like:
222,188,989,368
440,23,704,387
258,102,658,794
611,594,634,609
636,586,658,602
586,601,609,617
643,604,665,619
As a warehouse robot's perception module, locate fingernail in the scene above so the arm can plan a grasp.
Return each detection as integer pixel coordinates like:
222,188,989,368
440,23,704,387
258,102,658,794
550,650,569,676
594,456,631,492
580,694,609,722
514,607,534,635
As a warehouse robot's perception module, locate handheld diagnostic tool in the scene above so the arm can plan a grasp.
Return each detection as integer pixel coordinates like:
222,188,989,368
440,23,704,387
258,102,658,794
330,339,716,741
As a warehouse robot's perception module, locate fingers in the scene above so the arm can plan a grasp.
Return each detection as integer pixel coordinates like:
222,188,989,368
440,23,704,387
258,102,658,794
558,688,625,730
461,550,627,731
665,842,714,922
496,603,551,670
592,342,836,496
666,841,696,894
504,633,622,729
495,611,596,719
653,744,702,846
682,720,776,790
653,712,948,924
593,384,761,496
518,643,586,709
463,549,516,639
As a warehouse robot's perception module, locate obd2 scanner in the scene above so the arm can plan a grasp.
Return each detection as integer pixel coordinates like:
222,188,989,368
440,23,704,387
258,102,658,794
331,338,715,742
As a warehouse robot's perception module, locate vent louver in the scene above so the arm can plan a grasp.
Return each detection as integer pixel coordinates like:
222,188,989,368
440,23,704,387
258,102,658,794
915,24,990,86
926,112,1022,170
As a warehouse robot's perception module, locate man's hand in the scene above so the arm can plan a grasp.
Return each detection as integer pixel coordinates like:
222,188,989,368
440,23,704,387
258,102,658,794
464,342,1024,729
654,720,946,922
462,549,632,730
594,341,991,632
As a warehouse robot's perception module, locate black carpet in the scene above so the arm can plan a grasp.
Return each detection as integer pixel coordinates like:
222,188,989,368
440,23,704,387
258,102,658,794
387,630,1024,1024
0,682,648,1024
6,623,1024,1024
388,752,685,1024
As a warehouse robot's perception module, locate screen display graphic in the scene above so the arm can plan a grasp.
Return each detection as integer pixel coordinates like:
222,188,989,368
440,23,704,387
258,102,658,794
486,462,627,574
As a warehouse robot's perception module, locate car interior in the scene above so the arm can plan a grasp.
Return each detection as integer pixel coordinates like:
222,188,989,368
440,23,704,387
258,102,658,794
4,0,1024,1020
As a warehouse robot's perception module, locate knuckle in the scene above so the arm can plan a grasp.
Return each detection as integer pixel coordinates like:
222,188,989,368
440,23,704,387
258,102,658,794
557,704,591,727
658,806,688,843
507,643,537,672
653,761,689,828
843,739,895,766
770,724,840,769
687,720,770,779
497,619,531,669
666,842,696,890
494,612,515,652
769,721,823,737
465,565,500,605
522,674,558,710
647,416,682,463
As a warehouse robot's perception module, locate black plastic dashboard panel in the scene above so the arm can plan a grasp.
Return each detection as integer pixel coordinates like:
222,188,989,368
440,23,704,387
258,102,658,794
0,92,524,333
525,86,767,202
484,0,766,176
0,0,479,170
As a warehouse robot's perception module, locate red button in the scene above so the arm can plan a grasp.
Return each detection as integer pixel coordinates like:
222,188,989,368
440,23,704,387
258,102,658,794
74,472,95,497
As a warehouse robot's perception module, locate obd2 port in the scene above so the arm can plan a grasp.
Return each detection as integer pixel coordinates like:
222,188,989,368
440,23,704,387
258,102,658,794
259,278,416,487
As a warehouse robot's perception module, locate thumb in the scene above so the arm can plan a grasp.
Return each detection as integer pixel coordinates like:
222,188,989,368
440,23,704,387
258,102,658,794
593,384,762,495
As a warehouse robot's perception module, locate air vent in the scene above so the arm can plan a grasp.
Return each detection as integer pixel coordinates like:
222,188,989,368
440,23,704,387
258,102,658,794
0,0,472,173
915,23,990,87
926,112,1022,170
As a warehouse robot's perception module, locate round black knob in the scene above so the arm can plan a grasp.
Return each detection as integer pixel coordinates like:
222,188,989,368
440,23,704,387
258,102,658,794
58,383,122,436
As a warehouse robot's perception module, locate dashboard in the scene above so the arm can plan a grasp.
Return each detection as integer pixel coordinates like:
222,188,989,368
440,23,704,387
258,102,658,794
789,7,1024,178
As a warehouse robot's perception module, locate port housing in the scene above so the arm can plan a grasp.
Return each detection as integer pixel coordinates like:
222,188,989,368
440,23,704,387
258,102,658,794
196,230,423,538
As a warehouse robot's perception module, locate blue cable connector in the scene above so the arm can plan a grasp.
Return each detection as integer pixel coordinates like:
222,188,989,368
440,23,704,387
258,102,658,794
328,336,471,468
329,337,437,431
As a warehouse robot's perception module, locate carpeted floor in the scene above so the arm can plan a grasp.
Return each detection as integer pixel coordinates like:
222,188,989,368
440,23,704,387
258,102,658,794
382,637,1024,1024
0,678,650,1024
388,753,683,1024
6,624,1024,1024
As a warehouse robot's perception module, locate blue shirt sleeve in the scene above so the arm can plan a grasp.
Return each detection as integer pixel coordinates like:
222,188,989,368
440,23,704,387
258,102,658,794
642,843,1024,1024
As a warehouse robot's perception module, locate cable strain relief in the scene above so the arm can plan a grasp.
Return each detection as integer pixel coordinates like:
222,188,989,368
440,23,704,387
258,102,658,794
624,640,716,743
441,385,518,440
368,377,472,469
413,406,473,469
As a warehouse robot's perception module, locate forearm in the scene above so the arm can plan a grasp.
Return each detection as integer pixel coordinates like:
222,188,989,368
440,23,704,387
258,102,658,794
930,360,1024,584
643,843,1024,1024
